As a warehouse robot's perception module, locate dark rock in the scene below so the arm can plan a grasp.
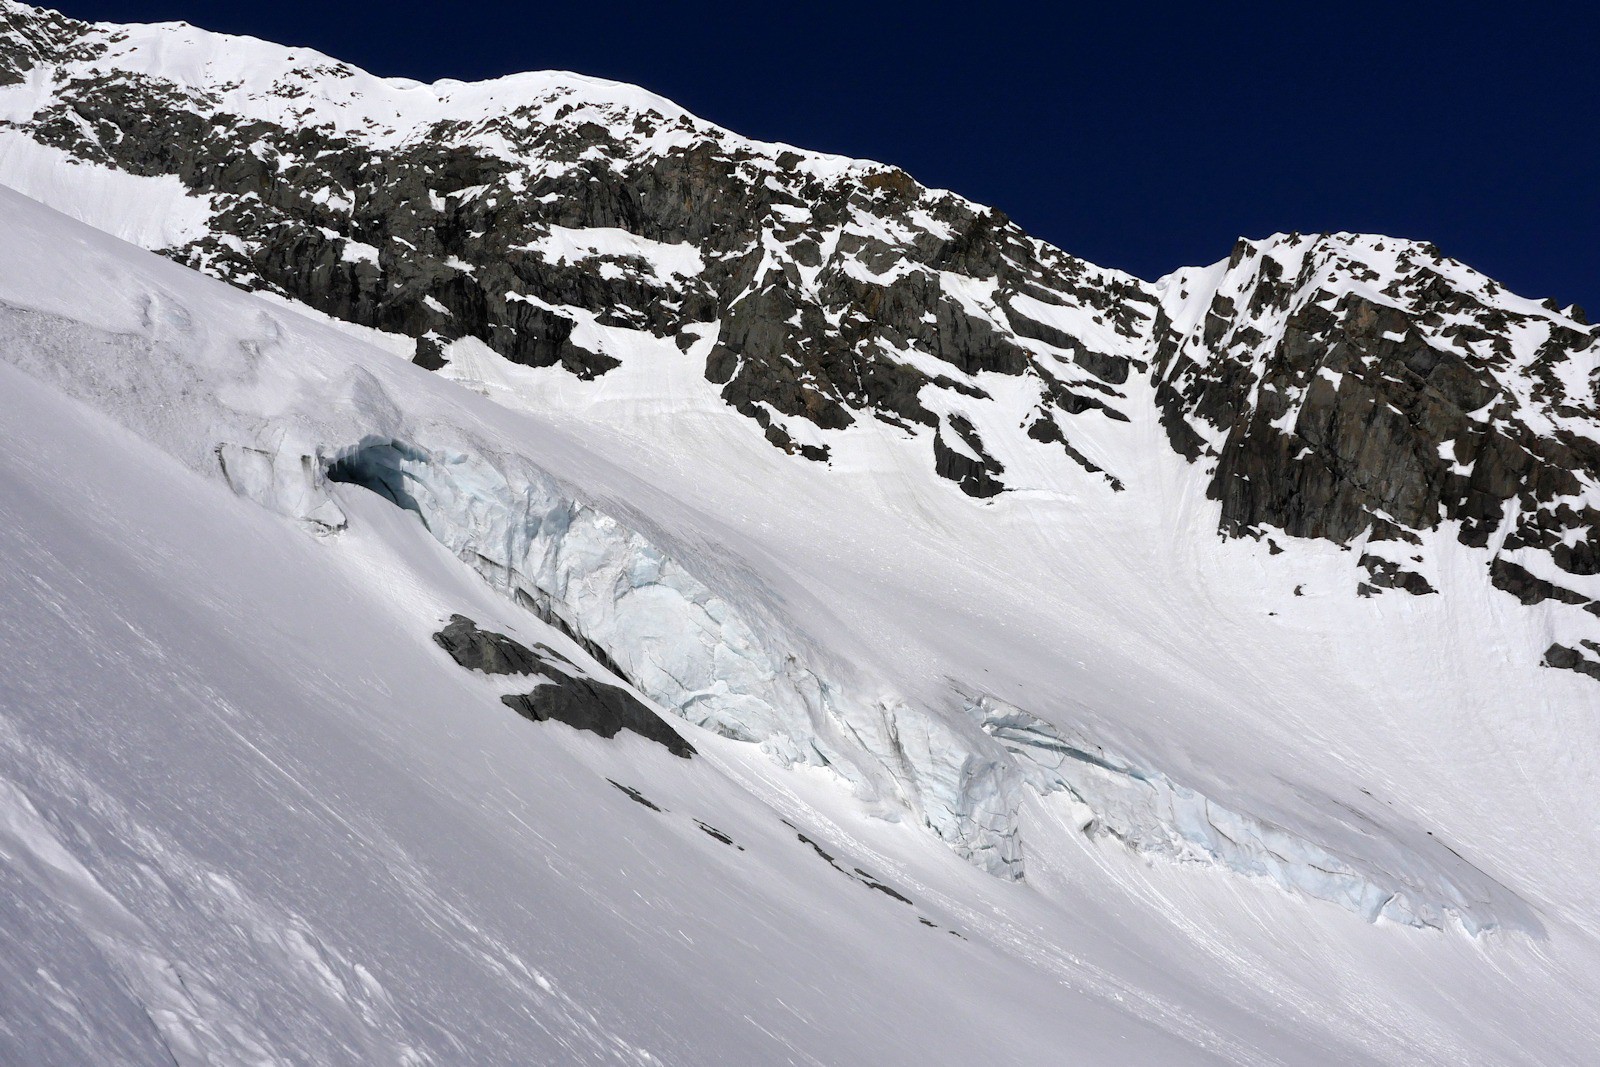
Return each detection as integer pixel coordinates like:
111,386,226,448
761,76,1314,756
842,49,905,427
1489,559,1590,607
1542,644,1600,683
933,415,1006,498
1026,413,1124,490
433,614,557,675
503,678,696,758
412,336,449,371
1358,555,1437,596
786,824,914,904
694,821,742,848
431,613,695,756
606,780,664,810
493,299,617,378
853,868,914,905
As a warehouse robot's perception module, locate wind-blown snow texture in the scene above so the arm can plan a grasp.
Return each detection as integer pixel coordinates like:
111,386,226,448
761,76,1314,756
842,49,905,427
1,3,1599,1064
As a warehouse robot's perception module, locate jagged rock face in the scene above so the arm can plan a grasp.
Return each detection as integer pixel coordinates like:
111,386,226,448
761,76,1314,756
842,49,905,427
0,1,1152,488
0,1,83,83
1155,233,1600,637
2,2,1598,678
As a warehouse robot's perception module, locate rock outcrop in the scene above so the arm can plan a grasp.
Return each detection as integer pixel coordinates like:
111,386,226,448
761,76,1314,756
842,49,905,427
1156,235,1599,563
433,613,697,757
1155,234,1599,638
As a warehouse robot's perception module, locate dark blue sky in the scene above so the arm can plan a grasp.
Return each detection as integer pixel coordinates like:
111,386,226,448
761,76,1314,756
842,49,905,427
65,1,1598,310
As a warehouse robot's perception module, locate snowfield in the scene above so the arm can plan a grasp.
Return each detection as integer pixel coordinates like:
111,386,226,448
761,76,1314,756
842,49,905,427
1,172,1599,1064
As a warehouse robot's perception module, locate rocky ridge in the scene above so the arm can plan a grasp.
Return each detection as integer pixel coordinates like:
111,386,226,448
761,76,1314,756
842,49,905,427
1,0,1597,681
1156,233,1600,607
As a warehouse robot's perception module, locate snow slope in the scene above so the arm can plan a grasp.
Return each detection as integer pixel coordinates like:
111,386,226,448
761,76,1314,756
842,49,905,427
3,170,1600,1064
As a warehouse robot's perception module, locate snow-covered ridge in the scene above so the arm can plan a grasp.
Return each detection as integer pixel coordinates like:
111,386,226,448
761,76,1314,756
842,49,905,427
0,0,1589,926
5,0,1592,590
0,0,880,172
0,0,1161,497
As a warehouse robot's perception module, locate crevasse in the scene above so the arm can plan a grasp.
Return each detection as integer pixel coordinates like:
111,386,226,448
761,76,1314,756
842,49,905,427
322,437,1027,878
969,698,1531,934
305,437,1526,932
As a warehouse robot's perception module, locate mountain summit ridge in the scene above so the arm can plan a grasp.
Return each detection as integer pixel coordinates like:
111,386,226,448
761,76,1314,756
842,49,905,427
3,0,1594,681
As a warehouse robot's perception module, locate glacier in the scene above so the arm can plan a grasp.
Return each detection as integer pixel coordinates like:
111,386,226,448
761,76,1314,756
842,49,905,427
0,5,1599,1056
299,434,1523,931
3,146,1598,1067
0,212,1537,936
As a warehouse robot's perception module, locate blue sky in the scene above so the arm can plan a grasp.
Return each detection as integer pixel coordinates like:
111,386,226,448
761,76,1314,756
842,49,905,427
63,1,1598,310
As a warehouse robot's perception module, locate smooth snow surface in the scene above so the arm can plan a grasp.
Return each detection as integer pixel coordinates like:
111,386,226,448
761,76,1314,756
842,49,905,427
0,128,216,248
1,180,1599,1063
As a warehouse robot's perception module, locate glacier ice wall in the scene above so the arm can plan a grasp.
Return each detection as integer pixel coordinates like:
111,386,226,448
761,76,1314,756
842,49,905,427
217,443,347,532
254,435,1528,932
322,437,1027,878
972,697,1537,935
